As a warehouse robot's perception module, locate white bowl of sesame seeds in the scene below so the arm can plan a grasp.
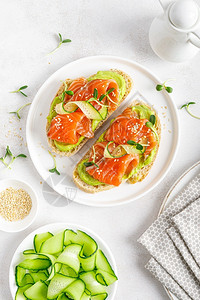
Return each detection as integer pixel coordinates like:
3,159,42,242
0,179,38,232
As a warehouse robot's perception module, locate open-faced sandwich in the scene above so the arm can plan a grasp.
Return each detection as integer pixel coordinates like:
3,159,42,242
73,100,161,193
46,70,133,156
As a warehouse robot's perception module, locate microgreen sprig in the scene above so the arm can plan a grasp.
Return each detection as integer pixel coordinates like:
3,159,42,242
156,80,173,93
10,85,28,97
181,102,200,119
0,146,27,169
145,119,159,141
48,151,60,175
127,140,144,151
61,90,74,101
48,33,71,55
84,161,99,168
9,102,31,119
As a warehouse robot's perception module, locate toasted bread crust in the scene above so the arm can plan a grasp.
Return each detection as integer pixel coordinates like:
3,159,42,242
73,100,161,193
46,69,133,157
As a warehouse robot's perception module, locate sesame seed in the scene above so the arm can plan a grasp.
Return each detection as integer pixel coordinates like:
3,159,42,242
0,187,32,222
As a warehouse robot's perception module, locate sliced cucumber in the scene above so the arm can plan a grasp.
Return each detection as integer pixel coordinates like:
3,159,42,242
80,292,91,300
19,258,51,270
15,266,26,287
23,249,36,255
95,250,118,286
15,283,32,300
30,270,48,283
65,279,85,300
64,230,77,246
24,281,48,300
79,271,106,295
55,101,103,120
34,232,53,253
59,264,77,277
104,142,142,159
47,274,75,299
40,231,64,254
56,244,82,275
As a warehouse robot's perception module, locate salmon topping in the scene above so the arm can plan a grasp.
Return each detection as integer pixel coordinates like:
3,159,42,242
48,78,120,145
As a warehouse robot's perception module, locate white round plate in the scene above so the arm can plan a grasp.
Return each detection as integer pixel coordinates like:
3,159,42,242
26,55,180,206
159,161,200,300
9,222,118,300
0,179,38,232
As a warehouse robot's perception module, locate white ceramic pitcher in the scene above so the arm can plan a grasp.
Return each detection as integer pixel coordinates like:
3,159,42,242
149,0,200,62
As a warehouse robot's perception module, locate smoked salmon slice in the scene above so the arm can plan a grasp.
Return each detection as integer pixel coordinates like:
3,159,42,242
47,112,93,144
86,142,139,186
48,78,120,145
64,78,88,102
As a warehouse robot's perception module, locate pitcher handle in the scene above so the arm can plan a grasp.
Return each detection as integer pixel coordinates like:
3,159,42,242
189,32,200,48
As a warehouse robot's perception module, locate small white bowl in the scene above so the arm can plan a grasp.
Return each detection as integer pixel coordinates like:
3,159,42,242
0,179,38,232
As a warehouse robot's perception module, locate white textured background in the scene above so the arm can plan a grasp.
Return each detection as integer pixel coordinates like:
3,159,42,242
0,0,200,299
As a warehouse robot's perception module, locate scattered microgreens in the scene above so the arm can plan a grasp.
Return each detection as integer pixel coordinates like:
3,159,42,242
10,85,28,97
48,33,71,55
9,102,31,119
0,146,27,169
180,102,200,119
48,151,60,175
156,80,173,93
145,121,159,141
84,161,99,168
127,140,144,151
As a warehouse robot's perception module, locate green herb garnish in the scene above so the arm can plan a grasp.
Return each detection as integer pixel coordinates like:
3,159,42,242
9,103,31,119
181,102,200,119
127,140,144,150
93,88,98,99
10,85,28,97
149,114,156,125
156,80,173,93
145,121,159,141
0,146,27,169
48,33,71,55
61,90,74,101
84,161,99,168
48,151,60,175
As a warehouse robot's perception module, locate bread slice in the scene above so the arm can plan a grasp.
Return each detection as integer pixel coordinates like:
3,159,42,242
46,69,133,157
73,100,161,193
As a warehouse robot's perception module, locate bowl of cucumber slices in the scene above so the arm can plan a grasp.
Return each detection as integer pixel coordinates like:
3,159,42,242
9,223,118,300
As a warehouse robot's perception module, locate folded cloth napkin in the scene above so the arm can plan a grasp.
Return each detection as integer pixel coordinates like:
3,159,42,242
166,225,200,282
172,197,200,269
146,258,192,300
138,174,200,300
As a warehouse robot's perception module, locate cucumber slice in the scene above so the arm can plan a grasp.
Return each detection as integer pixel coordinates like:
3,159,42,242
34,232,53,253
47,274,75,299
23,249,36,255
19,258,51,270
15,283,32,300
57,294,69,300
104,142,142,159
15,266,26,286
55,101,103,120
64,230,77,246
40,231,64,254
80,292,91,300
65,279,85,300
79,271,106,295
56,244,82,275
95,250,117,286
24,281,48,300
91,294,108,300
30,270,48,283
59,264,77,277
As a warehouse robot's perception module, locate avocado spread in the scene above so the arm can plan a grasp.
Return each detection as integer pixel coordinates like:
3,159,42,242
47,71,126,152
78,105,158,186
